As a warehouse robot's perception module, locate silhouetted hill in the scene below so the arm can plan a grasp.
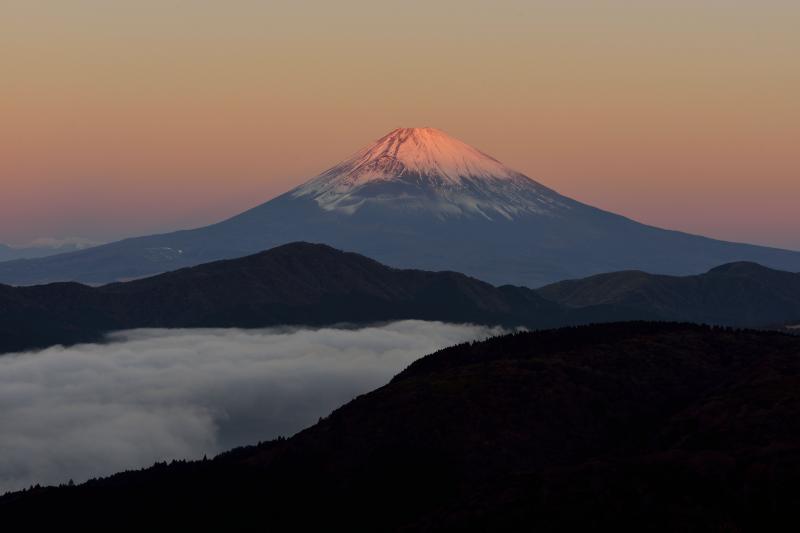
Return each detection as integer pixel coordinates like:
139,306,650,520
5,244,800,355
4,322,800,530
0,242,598,354
538,261,800,327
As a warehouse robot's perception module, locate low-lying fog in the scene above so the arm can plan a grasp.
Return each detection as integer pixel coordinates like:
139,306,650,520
0,321,504,494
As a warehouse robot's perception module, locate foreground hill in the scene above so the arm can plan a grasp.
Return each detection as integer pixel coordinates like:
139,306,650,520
539,261,800,326
2,128,799,287
4,322,800,530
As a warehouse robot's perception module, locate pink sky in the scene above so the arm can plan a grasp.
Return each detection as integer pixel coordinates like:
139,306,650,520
2,1,798,250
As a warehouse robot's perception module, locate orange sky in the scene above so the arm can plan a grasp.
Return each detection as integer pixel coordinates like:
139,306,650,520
2,1,798,249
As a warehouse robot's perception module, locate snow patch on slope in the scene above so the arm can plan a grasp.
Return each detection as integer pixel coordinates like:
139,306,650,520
292,127,571,219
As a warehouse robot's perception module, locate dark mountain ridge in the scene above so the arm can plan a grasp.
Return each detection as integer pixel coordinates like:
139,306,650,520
0,242,583,354
539,260,800,326
4,322,800,530
3,243,800,355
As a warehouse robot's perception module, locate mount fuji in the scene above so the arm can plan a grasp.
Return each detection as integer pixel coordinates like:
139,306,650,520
2,127,800,287
292,127,569,219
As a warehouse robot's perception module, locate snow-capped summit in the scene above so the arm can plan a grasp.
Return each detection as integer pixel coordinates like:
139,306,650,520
307,127,518,184
292,127,570,219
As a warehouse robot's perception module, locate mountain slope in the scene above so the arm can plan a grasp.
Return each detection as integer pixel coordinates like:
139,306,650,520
538,261,800,326
4,323,800,530
1,128,799,286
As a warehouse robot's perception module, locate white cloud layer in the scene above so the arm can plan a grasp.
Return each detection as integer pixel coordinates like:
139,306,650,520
0,321,503,494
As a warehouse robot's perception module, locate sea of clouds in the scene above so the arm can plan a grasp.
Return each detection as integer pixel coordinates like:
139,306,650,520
0,320,503,494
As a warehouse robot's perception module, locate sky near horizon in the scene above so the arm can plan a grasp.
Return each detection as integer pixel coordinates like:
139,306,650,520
2,1,798,249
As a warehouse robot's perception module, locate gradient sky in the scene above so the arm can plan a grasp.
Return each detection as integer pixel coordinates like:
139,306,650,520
2,1,798,249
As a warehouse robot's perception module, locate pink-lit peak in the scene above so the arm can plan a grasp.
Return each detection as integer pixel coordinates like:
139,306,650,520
292,127,565,218
333,127,519,185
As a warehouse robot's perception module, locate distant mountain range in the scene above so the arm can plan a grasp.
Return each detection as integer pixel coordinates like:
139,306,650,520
2,242,799,355
540,261,800,327
4,322,800,530
1,127,799,287
0,239,98,262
